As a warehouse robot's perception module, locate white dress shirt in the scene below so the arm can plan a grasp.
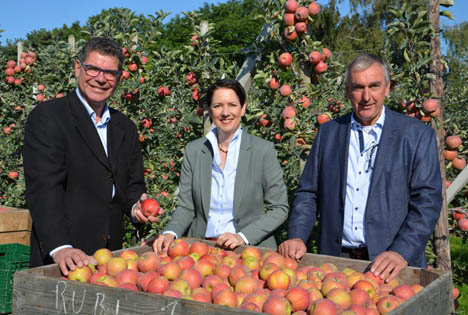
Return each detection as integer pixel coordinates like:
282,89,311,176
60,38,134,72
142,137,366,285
342,107,385,248
165,127,249,244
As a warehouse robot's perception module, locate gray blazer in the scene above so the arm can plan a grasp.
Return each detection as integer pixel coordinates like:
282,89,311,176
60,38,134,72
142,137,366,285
164,131,289,248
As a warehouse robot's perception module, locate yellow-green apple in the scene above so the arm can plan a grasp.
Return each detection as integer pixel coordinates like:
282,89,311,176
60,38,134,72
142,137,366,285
267,269,291,291
170,279,191,296
118,282,138,291
147,276,169,294
286,286,309,312
213,288,238,307
326,287,352,310
126,259,138,271
262,295,292,315
159,261,181,280
168,239,190,258
137,271,159,292
411,284,424,294
215,263,232,280
137,252,160,273
119,249,138,262
376,295,401,314
222,255,240,268
235,276,260,294
175,255,195,270
180,268,203,289
241,246,262,261
308,288,323,304
392,284,415,301
202,275,223,292
283,267,297,286
242,256,261,271
320,263,338,274
93,248,113,265
194,259,215,278
342,267,356,276
90,270,106,285
189,252,201,262
95,275,117,287
321,277,348,297
352,279,377,299
347,271,365,287
106,257,127,277
68,265,93,282
309,298,338,315
350,288,370,305
115,269,139,285
189,241,209,256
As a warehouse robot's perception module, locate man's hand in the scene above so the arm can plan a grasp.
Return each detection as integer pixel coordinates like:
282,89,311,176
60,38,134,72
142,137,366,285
133,193,160,223
52,248,97,276
153,233,175,255
370,251,408,283
278,238,307,261
216,232,245,250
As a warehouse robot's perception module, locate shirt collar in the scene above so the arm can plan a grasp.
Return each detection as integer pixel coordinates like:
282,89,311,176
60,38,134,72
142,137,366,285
75,88,111,126
207,126,243,147
351,106,386,131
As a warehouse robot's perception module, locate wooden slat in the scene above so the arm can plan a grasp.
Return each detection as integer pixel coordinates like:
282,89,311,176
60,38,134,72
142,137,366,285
0,231,30,246
0,209,32,232
13,238,451,315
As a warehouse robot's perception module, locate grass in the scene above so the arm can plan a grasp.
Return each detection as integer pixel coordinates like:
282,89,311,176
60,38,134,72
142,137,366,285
450,235,468,313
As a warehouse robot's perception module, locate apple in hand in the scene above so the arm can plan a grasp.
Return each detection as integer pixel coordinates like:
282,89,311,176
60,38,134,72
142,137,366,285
141,198,161,217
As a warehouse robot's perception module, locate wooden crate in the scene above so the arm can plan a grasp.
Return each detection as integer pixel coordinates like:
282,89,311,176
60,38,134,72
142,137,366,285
0,206,31,246
12,238,452,315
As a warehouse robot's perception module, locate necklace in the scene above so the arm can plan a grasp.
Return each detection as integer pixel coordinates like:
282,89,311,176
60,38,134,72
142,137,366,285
218,143,228,153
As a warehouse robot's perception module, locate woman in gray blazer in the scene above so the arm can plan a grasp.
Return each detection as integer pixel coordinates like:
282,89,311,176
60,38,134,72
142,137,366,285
153,79,289,253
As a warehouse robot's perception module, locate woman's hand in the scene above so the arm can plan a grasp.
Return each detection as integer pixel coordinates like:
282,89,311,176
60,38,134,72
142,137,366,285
152,233,175,255
216,232,245,250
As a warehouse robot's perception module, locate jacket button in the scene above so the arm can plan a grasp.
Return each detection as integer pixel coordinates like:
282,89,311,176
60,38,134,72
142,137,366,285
107,172,113,178
335,238,340,243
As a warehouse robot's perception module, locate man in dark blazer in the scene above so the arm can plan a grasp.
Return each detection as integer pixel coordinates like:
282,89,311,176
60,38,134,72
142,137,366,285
23,37,151,275
279,54,442,283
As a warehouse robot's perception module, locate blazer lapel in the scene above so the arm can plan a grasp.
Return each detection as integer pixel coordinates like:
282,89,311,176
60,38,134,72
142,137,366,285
69,92,111,171
338,114,352,206
367,109,396,201
107,109,125,174
233,131,252,216
200,139,214,219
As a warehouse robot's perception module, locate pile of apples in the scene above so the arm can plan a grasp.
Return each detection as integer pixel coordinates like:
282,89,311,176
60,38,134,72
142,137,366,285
444,135,466,171
64,239,426,315
452,207,468,232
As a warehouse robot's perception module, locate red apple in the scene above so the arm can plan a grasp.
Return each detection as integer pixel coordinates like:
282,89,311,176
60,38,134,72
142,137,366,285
141,198,160,217
263,295,292,315
138,252,160,273
168,239,190,258
278,52,293,68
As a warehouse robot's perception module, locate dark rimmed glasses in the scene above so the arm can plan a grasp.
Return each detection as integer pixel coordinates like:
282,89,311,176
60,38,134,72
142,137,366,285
81,62,121,81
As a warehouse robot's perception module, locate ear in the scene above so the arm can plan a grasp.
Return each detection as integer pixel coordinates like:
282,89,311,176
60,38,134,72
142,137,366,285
74,60,81,78
384,82,390,97
241,103,247,116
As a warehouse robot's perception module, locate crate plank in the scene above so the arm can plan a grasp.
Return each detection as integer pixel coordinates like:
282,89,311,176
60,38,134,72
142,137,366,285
0,231,30,246
13,238,451,315
0,209,31,233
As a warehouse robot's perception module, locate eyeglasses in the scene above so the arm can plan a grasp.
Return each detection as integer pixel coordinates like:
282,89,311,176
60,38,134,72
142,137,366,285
81,63,121,81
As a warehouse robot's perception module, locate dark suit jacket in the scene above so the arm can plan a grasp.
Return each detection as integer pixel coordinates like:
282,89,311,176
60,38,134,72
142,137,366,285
288,108,442,267
23,90,146,267
163,131,289,248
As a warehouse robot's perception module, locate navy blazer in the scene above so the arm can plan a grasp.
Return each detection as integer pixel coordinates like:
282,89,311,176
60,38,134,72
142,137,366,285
288,108,442,267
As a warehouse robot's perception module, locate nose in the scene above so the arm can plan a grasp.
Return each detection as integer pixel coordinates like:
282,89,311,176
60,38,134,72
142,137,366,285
221,105,229,116
362,87,371,102
95,70,107,82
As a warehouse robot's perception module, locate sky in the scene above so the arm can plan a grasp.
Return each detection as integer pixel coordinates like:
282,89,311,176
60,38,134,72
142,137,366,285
0,0,466,45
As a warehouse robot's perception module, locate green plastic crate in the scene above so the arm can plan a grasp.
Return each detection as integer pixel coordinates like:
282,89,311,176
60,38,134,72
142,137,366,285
0,243,29,314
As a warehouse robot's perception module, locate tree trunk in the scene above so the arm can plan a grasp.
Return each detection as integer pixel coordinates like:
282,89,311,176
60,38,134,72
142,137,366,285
427,2,453,312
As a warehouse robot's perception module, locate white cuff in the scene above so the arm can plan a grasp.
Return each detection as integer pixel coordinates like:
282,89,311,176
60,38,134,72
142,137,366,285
238,232,249,245
50,245,73,257
163,231,178,239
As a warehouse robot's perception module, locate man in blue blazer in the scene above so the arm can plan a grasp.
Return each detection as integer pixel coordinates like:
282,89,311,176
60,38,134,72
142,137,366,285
279,54,442,283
